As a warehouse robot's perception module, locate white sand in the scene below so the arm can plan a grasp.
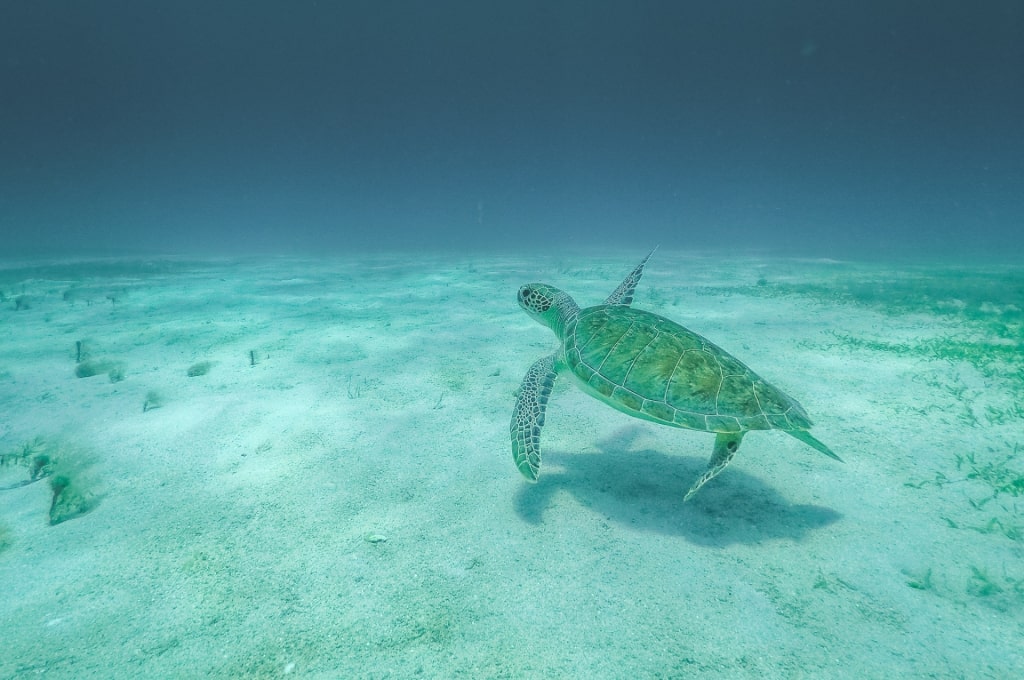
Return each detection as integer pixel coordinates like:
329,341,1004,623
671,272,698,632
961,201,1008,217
1,252,1021,678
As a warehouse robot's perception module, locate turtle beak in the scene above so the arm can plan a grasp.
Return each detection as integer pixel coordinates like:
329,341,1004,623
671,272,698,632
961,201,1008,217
518,286,531,310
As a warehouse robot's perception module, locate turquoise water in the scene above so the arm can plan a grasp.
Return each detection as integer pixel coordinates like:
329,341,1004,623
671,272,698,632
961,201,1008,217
1,252,1021,677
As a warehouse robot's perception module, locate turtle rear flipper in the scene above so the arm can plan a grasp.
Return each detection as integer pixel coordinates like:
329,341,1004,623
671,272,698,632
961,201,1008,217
684,432,744,501
511,353,558,481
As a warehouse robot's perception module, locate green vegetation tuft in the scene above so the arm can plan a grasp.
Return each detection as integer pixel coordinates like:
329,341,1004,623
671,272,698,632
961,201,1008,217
967,566,1000,597
0,437,100,524
906,444,1024,605
187,361,213,377
906,445,1023,496
724,265,1024,428
107,364,126,383
143,390,165,412
825,331,1022,382
955,448,1024,500
48,467,100,526
0,522,11,552
904,568,934,591
732,265,1024,326
74,361,103,378
0,437,52,487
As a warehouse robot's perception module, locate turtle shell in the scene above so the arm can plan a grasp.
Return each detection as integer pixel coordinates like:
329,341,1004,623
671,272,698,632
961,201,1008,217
563,305,812,434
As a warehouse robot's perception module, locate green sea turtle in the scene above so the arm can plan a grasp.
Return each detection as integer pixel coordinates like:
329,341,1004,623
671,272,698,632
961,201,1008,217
510,250,841,501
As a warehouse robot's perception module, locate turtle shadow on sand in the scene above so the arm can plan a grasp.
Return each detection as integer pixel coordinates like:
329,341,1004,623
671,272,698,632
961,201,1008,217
514,427,841,547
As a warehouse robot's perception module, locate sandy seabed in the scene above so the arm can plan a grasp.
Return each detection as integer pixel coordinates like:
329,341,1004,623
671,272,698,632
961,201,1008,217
1,250,1021,678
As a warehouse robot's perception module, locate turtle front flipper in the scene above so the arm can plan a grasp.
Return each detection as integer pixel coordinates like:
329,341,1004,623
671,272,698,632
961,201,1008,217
604,247,658,306
684,432,744,501
511,353,558,481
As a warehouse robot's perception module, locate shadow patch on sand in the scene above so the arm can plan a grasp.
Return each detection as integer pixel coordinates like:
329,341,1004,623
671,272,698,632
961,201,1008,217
514,442,841,546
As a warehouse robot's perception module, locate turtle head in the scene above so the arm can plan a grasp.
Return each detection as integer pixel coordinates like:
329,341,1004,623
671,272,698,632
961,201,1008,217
518,283,580,337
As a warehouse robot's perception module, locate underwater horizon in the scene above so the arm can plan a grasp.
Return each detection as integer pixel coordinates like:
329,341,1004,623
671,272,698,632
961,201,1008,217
2,2,1023,678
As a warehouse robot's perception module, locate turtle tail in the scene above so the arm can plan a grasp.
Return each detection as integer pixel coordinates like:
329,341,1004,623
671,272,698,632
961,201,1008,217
788,429,843,462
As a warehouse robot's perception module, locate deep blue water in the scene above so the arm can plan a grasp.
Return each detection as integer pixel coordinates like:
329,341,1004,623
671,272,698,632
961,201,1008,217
1,2,1022,259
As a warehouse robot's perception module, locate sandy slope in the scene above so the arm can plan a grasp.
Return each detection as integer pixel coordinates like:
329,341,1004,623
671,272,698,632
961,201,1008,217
1,252,1021,678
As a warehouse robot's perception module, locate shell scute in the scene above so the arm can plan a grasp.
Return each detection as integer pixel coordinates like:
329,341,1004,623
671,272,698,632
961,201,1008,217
705,415,743,433
588,373,616,398
612,387,644,412
753,380,795,415
641,400,675,423
738,414,772,430
666,350,722,410
673,410,708,430
718,374,762,416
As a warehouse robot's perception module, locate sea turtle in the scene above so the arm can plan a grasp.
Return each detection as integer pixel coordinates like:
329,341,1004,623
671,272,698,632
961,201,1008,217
510,250,841,501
